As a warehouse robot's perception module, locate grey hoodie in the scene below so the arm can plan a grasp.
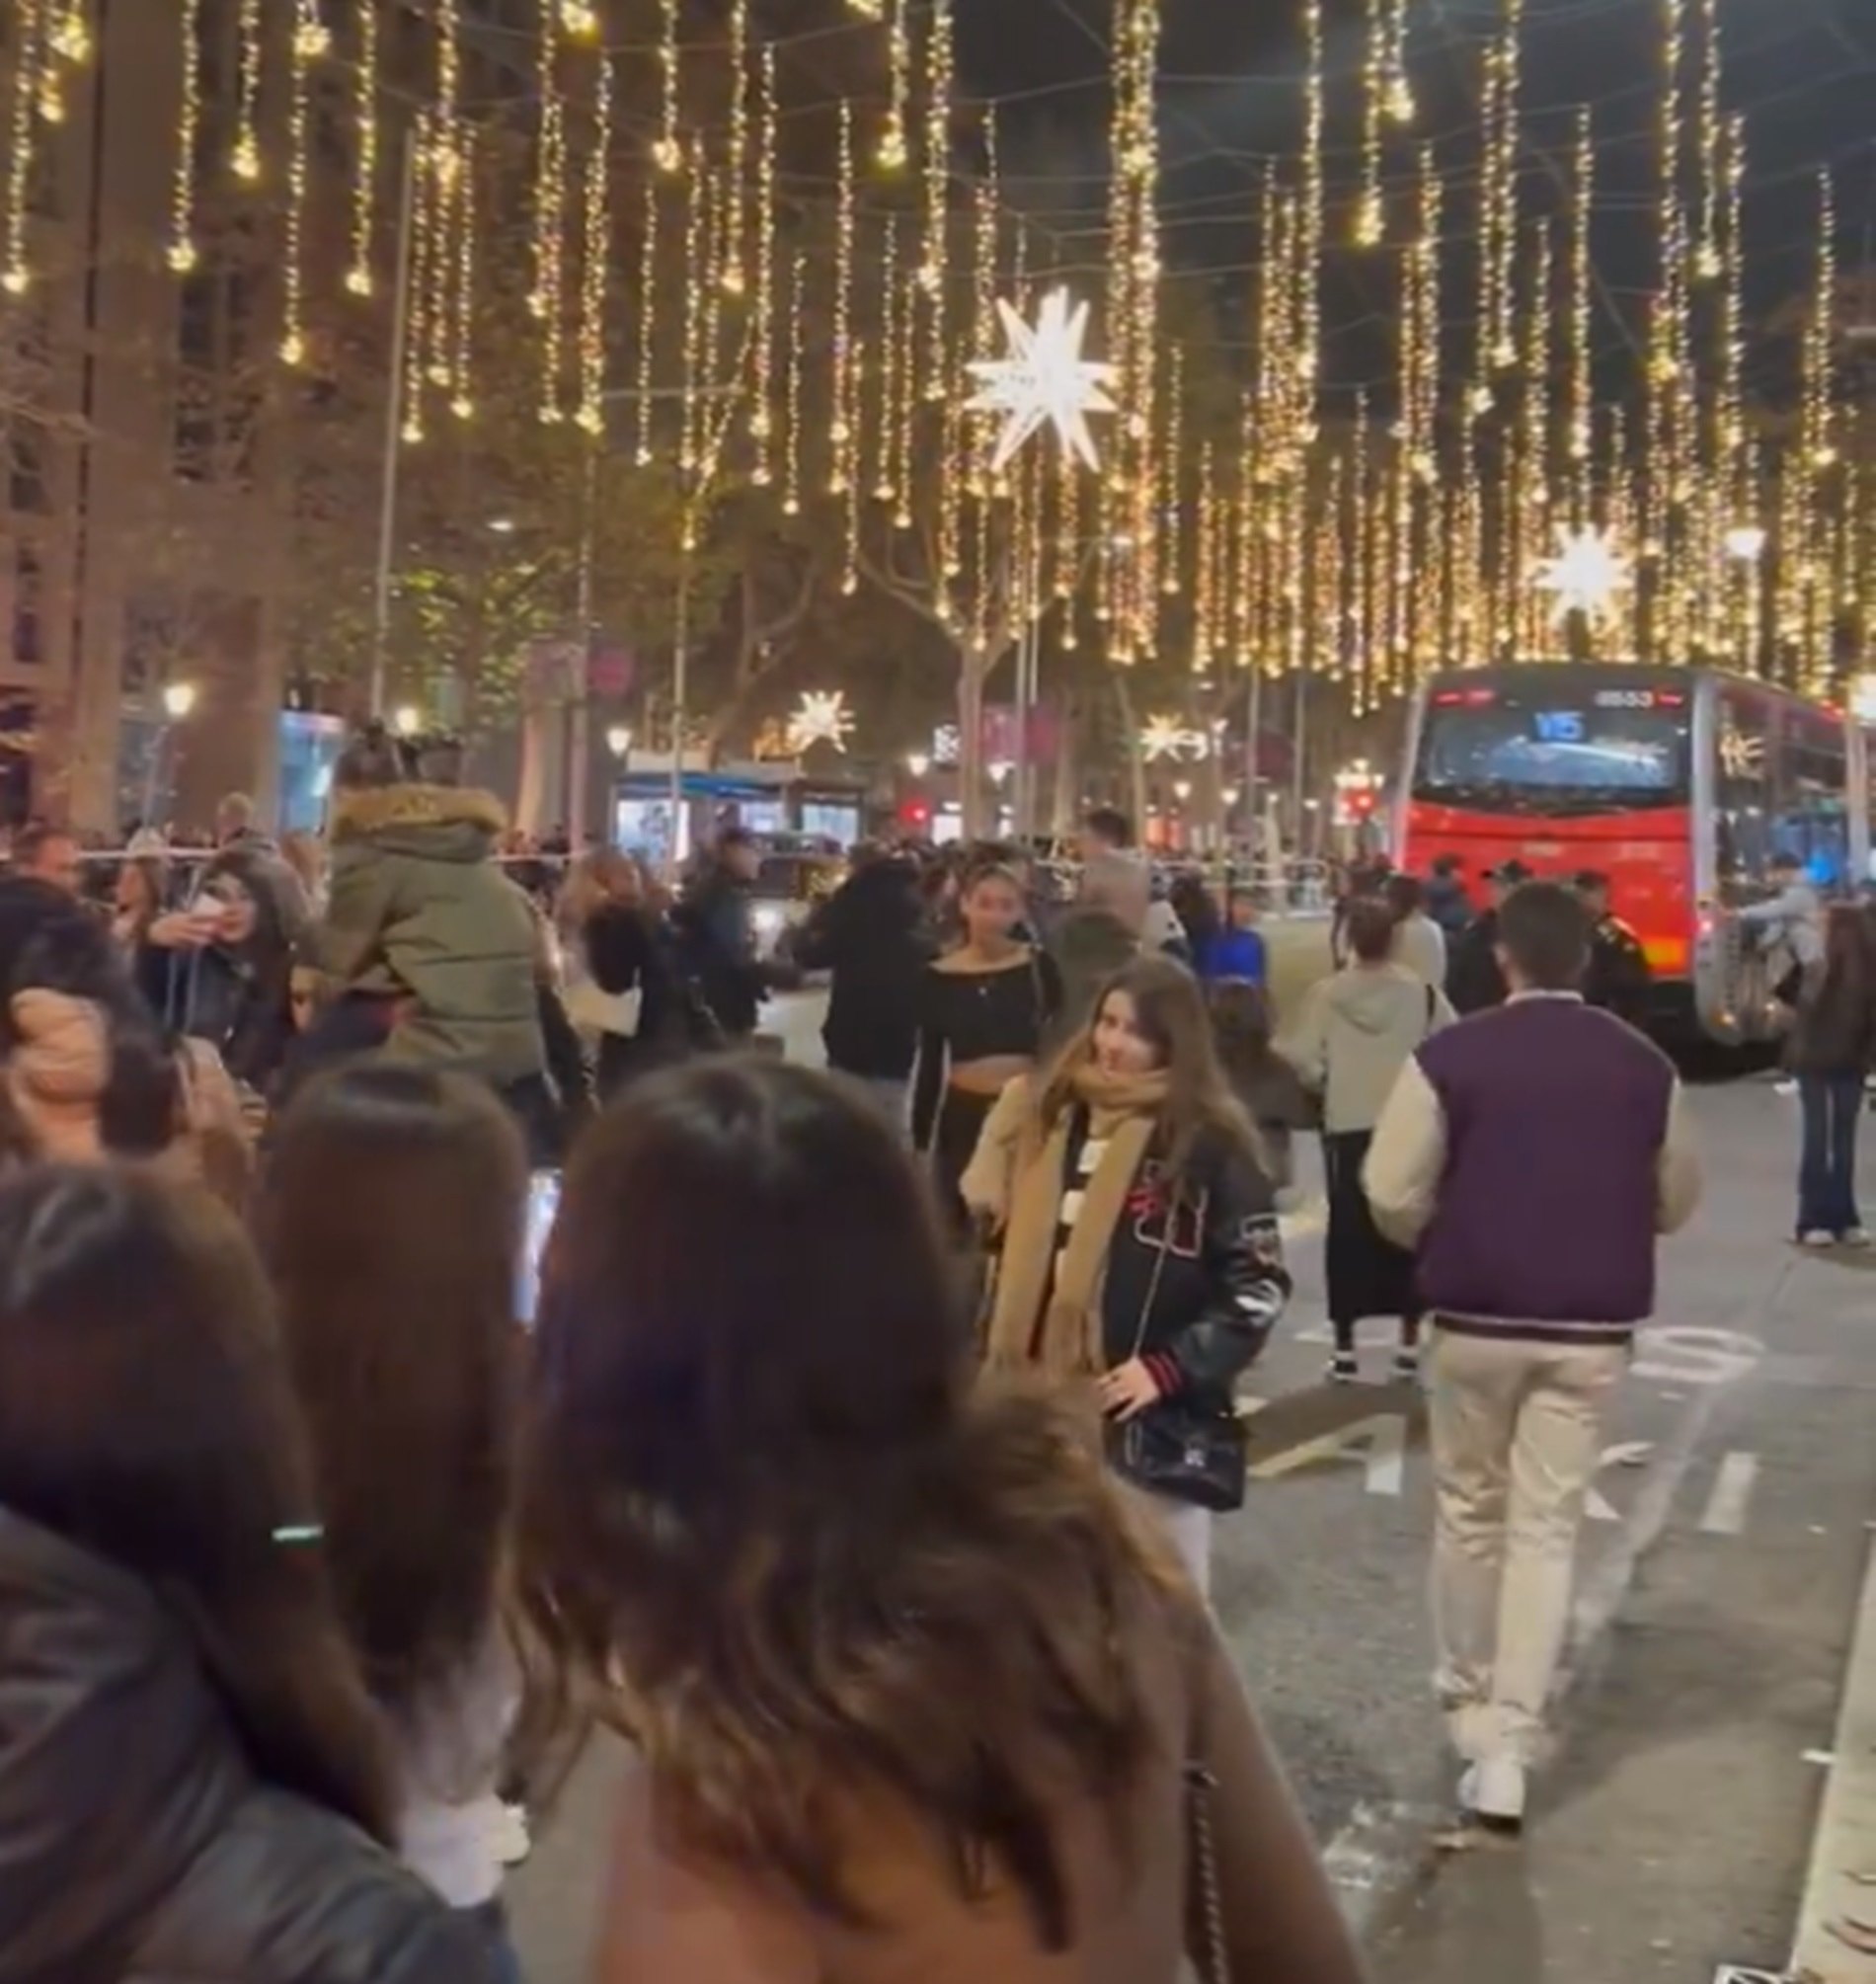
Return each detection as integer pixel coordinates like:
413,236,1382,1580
1284,962,1456,1135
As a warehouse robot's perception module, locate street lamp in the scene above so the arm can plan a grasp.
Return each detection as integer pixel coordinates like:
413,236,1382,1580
905,752,931,779
1724,524,1767,562
392,704,423,738
161,679,197,722
605,724,634,758
143,680,198,825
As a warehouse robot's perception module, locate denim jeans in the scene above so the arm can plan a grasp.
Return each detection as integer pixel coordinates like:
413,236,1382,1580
1798,1071,1864,1237
467,1898,525,1984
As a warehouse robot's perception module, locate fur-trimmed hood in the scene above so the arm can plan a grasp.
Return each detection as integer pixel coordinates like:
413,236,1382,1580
328,783,508,863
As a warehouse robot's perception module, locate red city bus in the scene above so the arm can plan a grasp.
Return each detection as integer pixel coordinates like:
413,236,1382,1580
1396,664,1872,1046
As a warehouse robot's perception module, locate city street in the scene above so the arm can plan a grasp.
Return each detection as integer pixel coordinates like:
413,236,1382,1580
509,999,1876,1982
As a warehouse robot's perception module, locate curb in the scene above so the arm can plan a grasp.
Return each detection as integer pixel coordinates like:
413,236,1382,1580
1790,1528,1876,1980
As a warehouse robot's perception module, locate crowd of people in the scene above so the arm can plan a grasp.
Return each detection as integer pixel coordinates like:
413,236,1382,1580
2,747,1866,1977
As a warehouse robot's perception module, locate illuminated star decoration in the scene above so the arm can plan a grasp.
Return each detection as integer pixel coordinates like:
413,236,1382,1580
1534,525,1632,628
1139,714,1211,763
786,690,856,755
966,287,1117,473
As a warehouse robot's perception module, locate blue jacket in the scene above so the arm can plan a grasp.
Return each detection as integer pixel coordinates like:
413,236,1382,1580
1200,927,1268,986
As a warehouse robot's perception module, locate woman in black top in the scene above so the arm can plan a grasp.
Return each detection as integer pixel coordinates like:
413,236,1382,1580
910,864,1059,1230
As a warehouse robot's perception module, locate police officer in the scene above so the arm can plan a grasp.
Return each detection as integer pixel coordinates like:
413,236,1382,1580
1576,869,1652,1029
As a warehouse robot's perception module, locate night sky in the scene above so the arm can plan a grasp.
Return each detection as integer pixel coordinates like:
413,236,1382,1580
947,0,1876,406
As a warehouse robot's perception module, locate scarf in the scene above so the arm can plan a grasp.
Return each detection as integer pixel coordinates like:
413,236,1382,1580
984,1064,1169,1380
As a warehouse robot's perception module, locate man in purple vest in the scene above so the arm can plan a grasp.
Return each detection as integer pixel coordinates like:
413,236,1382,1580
1364,881,1702,1832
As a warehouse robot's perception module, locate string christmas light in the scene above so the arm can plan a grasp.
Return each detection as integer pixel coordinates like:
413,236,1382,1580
278,0,320,366
653,0,683,175
1299,0,1324,418
233,0,263,183
918,0,953,405
33,0,64,126
879,0,909,172
747,42,777,485
532,4,568,423
576,52,612,436
165,0,201,275
1160,346,1184,599
449,127,476,418
1566,107,1594,517
829,100,857,498
782,249,805,518
401,114,434,444
3,0,46,292
721,0,747,295
1488,6,1523,372
559,0,599,38
48,1,88,65
873,213,901,504
1694,0,1722,280
679,144,707,475
634,169,660,465
344,0,379,296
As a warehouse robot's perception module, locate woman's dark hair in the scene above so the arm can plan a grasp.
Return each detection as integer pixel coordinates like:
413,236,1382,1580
0,880,178,1153
1383,873,1423,920
1210,979,1278,1086
1168,873,1221,947
1343,895,1399,966
0,1165,394,1838
259,1065,526,1711
514,1060,1171,1950
1041,952,1255,1182
1819,902,1875,1005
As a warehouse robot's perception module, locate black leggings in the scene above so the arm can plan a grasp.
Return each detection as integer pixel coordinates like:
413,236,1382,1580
932,1087,995,1235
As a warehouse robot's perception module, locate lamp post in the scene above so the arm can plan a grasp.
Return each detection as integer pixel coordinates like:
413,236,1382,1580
142,680,197,827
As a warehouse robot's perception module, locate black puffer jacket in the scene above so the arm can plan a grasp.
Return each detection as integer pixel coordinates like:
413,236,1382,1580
0,1511,497,1984
1089,1120,1290,1417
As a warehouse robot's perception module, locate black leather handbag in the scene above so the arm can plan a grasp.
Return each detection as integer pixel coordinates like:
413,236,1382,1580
1109,1188,1249,1514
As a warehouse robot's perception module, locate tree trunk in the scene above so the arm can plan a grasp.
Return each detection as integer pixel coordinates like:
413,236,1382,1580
1111,671,1148,843
959,648,987,841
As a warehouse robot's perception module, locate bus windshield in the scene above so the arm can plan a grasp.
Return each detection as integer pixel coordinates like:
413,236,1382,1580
1414,684,1691,817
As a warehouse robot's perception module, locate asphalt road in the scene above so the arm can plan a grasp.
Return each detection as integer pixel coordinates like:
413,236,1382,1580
508,992,1876,1984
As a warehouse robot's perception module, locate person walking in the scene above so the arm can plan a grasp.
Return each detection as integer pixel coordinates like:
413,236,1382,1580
1445,862,1528,1014
562,850,687,1100
1286,896,1455,1383
1784,903,1876,1246
0,1165,496,1983
1197,887,1270,987
1210,979,1312,1192
1575,871,1653,1030
967,955,1290,1597
260,1065,531,1975
795,847,932,1125
1423,853,1473,940
911,862,1059,1227
1738,849,1824,970
673,826,767,1046
1365,881,1702,1832
1385,872,1447,991
1048,851,1146,1050
512,1058,1364,1984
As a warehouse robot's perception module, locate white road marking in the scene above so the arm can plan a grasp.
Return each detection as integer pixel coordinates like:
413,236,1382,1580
1633,1325,1767,1388
1321,1799,1447,1935
1700,1453,1760,1536
1249,1411,1406,1498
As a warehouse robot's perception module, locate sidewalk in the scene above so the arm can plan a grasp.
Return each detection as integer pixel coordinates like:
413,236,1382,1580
1791,1526,1876,1981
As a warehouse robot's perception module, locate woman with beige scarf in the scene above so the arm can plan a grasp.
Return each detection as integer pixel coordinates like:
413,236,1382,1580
965,955,1289,1597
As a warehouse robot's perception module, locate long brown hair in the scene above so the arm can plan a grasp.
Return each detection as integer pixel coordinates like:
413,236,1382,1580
514,1060,1171,1949
259,1065,526,1711
0,1164,394,1837
1038,952,1257,1182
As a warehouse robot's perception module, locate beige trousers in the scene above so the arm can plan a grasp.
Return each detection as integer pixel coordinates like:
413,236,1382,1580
1427,1327,1628,1767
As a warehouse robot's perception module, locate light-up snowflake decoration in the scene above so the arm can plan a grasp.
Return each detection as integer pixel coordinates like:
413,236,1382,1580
1139,714,1212,763
786,690,855,755
966,287,1117,473
1534,525,1632,628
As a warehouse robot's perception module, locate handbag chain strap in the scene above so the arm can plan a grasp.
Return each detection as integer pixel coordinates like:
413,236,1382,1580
1186,1760,1231,1983
1127,1178,1178,1362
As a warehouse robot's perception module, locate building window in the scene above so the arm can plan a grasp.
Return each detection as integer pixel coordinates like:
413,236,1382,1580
13,543,42,666
8,423,47,514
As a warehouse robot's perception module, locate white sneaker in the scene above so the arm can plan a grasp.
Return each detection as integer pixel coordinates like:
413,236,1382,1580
1801,1230,1837,1249
1842,1229,1871,1250
1774,1078,1799,1097
1468,1755,1526,1830
494,1800,532,1868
